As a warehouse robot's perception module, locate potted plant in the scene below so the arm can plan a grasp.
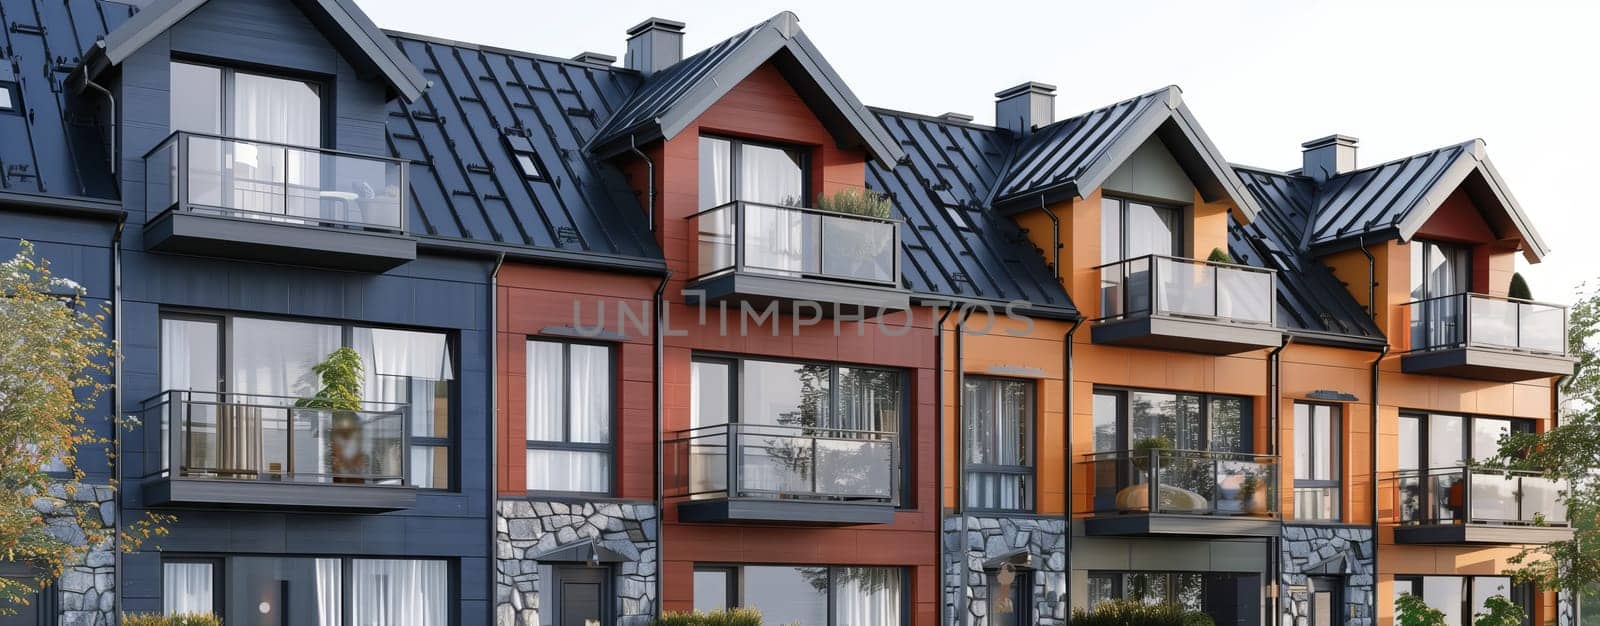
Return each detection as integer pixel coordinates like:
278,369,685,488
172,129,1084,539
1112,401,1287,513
812,188,894,279
296,347,368,484
1237,473,1268,516
1116,436,1173,512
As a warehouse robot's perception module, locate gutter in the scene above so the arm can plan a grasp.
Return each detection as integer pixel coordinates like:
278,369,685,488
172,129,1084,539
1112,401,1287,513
73,67,117,179
1266,336,1288,625
486,252,505,623
111,219,124,626
1060,318,1083,614
415,237,668,276
931,304,956,626
0,191,124,220
651,271,671,621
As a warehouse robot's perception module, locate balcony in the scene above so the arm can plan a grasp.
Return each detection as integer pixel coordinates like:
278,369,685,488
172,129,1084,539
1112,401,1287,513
142,132,415,271
1092,255,1282,354
1080,449,1280,537
665,423,899,525
1393,467,1572,544
1400,293,1575,382
139,390,417,512
687,201,909,315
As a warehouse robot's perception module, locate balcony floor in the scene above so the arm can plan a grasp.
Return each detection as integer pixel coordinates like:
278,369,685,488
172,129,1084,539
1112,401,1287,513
1083,513,1281,538
1092,315,1283,355
145,210,416,272
1401,347,1576,382
1394,523,1575,545
677,497,896,526
143,476,418,513
687,271,910,317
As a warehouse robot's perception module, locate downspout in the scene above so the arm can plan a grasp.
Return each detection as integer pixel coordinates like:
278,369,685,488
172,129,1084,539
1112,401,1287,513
1358,236,1376,321
629,135,656,231
953,307,973,626
651,271,670,620
1369,342,1388,590
1060,318,1083,615
486,252,504,623
932,305,955,626
1039,194,1061,279
111,219,124,626
1266,336,1288,625
77,69,117,178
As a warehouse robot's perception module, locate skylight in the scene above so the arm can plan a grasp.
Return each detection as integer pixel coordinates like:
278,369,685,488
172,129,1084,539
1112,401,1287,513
503,133,544,181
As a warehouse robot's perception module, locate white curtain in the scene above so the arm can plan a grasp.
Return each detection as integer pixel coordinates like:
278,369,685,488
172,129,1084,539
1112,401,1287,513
833,568,902,626
162,562,213,616
354,327,453,485
526,449,608,492
316,558,343,626
568,344,610,444
230,318,340,477
232,71,321,218
698,137,732,211
526,341,565,441
351,559,447,626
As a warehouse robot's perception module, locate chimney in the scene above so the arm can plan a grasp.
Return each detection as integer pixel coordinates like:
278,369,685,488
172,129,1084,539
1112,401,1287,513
1301,135,1359,183
625,17,685,76
938,112,974,124
995,82,1056,136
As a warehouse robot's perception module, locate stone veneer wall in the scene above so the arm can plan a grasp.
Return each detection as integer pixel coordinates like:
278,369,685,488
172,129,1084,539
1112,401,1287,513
495,500,657,626
1279,524,1375,626
942,515,1068,626
38,484,116,626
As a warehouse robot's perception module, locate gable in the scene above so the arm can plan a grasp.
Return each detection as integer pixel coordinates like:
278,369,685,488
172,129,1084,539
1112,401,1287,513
1413,187,1497,244
1102,136,1196,205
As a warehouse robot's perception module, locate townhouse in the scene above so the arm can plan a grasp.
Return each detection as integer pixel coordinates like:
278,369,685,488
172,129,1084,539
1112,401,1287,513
0,1,1575,625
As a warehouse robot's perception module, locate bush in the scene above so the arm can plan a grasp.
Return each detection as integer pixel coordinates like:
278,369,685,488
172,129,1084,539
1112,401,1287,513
1207,247,1233,264
1394,593,1446,626
123,614,223,626
814,188,892,220
652,607,762,626
1508,272,1533,301
1069,600,1214,626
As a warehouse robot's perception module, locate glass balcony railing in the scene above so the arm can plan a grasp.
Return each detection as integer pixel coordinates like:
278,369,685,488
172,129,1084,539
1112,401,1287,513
1082,449,1279,518
144,131,407,232
1403,293,1568,355
666,423,898,505
141,390,408,485
1095,254,1276,325
1396,467,1569,527
689,200,900,287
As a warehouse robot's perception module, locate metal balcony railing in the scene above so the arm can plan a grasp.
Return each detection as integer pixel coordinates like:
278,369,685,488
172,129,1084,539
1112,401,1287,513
1395,466,1569,527
144,131,407,233
141,390,409,485
1094,254,1276,325
1401,292,1568,355
666,423,899,505
1082,448,1280,518
688,200,900,287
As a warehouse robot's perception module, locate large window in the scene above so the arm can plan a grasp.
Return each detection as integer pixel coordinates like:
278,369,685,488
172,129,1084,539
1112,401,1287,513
161,556,448,625
1091,388,1250,453
526,339,613,495
1086,570,1259,622
1397,412,1535,524
1101,196,1183,264
692,565,905,626
698,136,809,211
158,313,454,488
964,377,1035,511
1394,575,1531,626
1293,402,1342,521
1409,240,1472,349
170,60,322,146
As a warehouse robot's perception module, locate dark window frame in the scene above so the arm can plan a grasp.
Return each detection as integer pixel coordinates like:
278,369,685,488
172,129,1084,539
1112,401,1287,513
698,134,814,209
161,554,454,625
1397,410,1537,473
1293,401,1343,522
689,353,912,508
0,81,18,114
1084,569,1229,611
1393,574,1533,626
157,308,459,491
168,57,333,148
963,375,1038,513
692,565,740,612
1092,385,1255,453
690,563,910,626
525,337,619,498
1409,239,1474,300
985,566,1034,626
160,556,225,618
1100,194,1187,263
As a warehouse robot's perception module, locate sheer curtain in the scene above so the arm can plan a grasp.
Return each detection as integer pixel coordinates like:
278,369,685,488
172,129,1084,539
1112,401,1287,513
834,568,902,626
316,558,342,626
568,344,610,444
162,562,213,615
354,327,453,485
351,559,447,626
526,341,565,442
525,341,609,492
230,318,340,478
232,71,321,218
739,144,807,274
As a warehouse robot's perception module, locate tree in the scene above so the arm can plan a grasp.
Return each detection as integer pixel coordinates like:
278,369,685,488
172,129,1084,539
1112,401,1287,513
1489,283,1600,593
1394,593,1446,626
1472,595,1527,626
1509,272,1533,301
0,241,169,613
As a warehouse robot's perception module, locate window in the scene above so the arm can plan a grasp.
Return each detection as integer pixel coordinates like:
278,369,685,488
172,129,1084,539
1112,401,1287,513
697,565,905,626
163,560,218,616
1087,571,1259,623
964,377,1035,511
1409,240,1472,349
1092,388,1250,453
1101,196,1182,264
158,313,454,488
0,82,16,112
1397,412,1535,524
1293,403,1342,521
170,61,322,146
161,556,446,625
352,559,449,626
504,133,544,180
1394,575,1532,626
987,566,1032,626
698,135,809,211
526,339,613,494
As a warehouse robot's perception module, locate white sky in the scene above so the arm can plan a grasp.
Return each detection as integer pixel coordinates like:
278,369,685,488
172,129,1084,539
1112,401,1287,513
364,0,1600,302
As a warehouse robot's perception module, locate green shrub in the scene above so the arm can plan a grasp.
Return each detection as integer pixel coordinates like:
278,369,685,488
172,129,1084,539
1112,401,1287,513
652,607,762,626
1508,272,1533,301
1473,595,1526,626
1207,247,1233,264
814,188,892,220
1068,600,1214,626
123,614,223,626
1394,593,1447,626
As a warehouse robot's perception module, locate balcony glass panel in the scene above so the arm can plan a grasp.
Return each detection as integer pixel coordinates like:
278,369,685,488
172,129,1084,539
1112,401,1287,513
1095,255,1276,326
689,201,899,287
1396,467,1569,526
668,423,897,504
1404,293,1568,355
1082,449,1279,518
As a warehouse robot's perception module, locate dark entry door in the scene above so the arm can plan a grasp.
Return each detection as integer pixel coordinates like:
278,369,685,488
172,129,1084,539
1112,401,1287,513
1203,573,1261,626
1308,577,1342,626
552,566,609,626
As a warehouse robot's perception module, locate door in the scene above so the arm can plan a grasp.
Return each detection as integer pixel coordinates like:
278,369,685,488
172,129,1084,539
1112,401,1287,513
161,316,223,477
1202,573,1260,626
550,566,609,626
1308,577,1342,626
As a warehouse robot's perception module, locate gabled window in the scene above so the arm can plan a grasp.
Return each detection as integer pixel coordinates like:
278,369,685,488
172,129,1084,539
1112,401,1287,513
964,377,1035,511
170,61,322,146
1100,195,1183,264
1293,402,1342,521
525,339,613,495
698,135,809,210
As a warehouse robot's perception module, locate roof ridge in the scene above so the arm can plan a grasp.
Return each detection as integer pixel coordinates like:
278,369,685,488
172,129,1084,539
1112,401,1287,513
867,105,1002,132
1032,84,1178,135
383,28,640,73
1323,138,1480,181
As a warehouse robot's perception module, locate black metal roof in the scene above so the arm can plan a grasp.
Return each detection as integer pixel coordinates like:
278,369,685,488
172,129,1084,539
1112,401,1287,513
988,85,1263,221
1229,165,1383,343
0,0,131,202
1306,138,1549,261
868,108,1078,319
385,32,664,267
586,11,904,167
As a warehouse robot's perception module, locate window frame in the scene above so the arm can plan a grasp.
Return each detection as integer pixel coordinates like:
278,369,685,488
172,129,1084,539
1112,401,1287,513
0,81,18,114
1292,401,1343,522
689,353,911,507
168,58,331,148
1084,569,1220,611
691,563,909,626
161,555,454,624
1409,239,1474,301
698,134,814,210
985,566,1034,626
693,565,740,612
963,375,1038,513
1100,194,1186,263
524,337,618,498
161,557,225,618
156,308,459,490
1091,385,1254,453
1397,410,1537,473
1393,574,1533,626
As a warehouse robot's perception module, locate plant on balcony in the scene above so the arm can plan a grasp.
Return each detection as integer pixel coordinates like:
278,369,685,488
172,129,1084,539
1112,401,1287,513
1207,247,1232,264
0,241,173,612
1237,473,1268,516
813,187,892,219
296,347,369,483
652,607,762,626
812,188,895,280
1068,600,1214,626
1508,272,1533,300
1116,436,1173,512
